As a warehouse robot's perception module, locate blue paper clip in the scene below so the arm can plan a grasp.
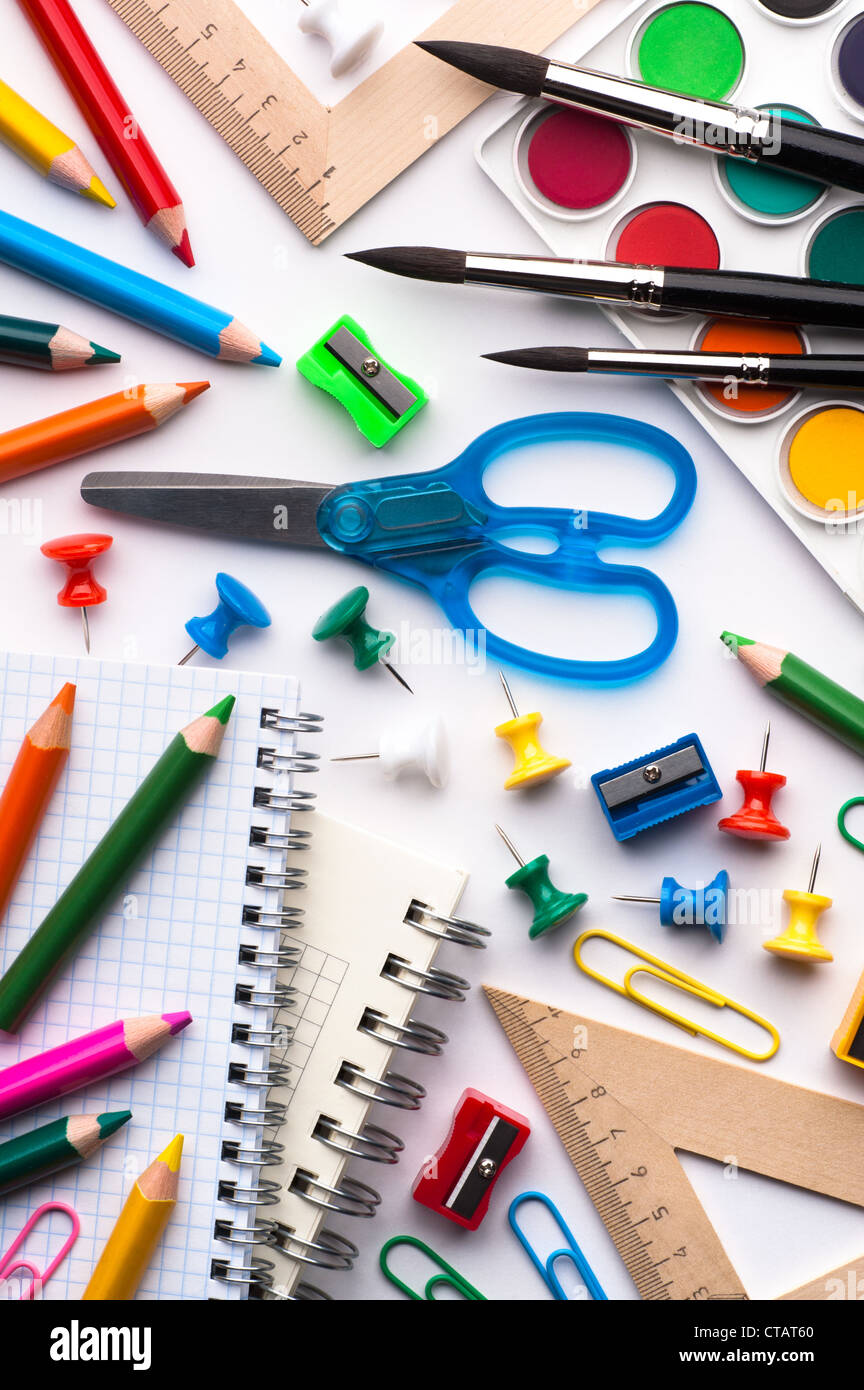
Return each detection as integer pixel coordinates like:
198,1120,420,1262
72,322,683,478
379,1235,486,1301
508,1192,607,1301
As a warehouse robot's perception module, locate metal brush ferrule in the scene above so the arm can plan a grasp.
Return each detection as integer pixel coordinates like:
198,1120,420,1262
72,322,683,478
465,255,666,309
543,63,772,159
586,350,771,382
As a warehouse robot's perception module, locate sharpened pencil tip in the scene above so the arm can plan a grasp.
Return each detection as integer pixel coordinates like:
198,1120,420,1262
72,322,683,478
97,1110,133,1138
180,381,211,402
172,230,195,268
720,631,752,652
163,1010,193,1035
89,342,121,365
158,1134,184,1170
205,694,236,723
254,342,282,367
85,175,116,209
52,682,77,714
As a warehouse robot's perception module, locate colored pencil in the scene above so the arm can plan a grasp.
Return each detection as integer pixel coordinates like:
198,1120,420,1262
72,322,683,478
0,697,234,1033
0,683,75,928
722,632,864,757
0,76,113,205
0,1012,191,1119
83,1134,183,1300
0,1109,130,1197
0,314,119,371
0,209,280,364
18,0,193,264
0,381,209,486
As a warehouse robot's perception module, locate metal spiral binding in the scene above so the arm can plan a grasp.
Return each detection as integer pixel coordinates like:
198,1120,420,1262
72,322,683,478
381,954,470,1001
212,700,322,1299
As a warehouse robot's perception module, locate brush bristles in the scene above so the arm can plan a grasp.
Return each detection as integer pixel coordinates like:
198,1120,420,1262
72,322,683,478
345,246,467,284
483,347,590,372
415,40,548,97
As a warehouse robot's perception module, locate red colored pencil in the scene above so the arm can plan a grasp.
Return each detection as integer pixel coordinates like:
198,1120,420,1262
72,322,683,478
17,0,195,267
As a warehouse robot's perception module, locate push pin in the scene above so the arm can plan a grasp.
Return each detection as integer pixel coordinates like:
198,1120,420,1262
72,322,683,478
312,586,412,692
332,716,448,787
41,533,112,654
613,869,729,943
297,0,384,76
719,723,789,841
179,573,271,665
763,844,832,963
495,671,570,790
497,825,587,939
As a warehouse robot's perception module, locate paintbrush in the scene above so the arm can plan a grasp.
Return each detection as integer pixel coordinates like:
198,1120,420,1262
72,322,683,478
345,246,864,332
483,345,864,391
414,39,864,197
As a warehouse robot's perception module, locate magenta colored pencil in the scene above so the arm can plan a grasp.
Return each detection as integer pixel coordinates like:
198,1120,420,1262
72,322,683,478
0,1011,191,1121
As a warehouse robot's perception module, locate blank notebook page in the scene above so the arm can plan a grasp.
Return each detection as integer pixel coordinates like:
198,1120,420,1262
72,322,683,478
0,651,301,1300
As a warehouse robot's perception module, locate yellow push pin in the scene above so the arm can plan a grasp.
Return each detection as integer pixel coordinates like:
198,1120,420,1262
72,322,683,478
495,671,571,791
763,844,833,963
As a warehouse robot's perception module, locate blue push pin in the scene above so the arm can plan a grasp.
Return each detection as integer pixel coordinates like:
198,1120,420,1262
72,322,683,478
613,870,729,943
179,573,271,664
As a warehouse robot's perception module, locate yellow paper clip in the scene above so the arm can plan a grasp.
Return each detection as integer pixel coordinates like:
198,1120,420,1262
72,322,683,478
379,1235,486,1300
573,929,780,1062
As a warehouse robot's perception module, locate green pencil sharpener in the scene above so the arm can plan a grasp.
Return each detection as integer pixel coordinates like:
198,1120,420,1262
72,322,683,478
296,314,428,447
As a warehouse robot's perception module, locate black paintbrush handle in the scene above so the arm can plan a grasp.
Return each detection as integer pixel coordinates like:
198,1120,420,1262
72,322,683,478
662,268,864,330
766,121,864,197
764,358,864,389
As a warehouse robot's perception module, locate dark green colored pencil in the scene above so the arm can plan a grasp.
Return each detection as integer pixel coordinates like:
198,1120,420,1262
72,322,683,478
0,695,235,1034
0,313,119,370
0,1110,131,1196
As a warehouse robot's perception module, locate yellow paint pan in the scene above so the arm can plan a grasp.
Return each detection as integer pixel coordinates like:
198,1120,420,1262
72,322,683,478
777,401,864,521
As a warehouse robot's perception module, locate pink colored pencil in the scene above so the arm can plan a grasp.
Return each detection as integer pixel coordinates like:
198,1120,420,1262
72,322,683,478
0,1011,191,1120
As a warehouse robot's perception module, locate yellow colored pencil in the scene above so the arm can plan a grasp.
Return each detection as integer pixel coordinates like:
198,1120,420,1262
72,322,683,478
0,77,114,205
82,1134,183,1300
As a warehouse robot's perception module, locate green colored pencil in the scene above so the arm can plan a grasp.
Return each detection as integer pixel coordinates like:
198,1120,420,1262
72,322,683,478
722,632,864,757
0,1110,131,1197
0,313,119,370
0,695,235,1034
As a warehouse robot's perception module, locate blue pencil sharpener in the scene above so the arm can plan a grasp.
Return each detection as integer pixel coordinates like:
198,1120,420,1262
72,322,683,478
591,733,722,842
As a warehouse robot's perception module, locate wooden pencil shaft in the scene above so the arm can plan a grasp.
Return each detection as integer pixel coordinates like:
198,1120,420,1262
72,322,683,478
0,1111,128,1196
0,685,74,924
0,74,110,202
0,706,229,1032
83,1140,181,1299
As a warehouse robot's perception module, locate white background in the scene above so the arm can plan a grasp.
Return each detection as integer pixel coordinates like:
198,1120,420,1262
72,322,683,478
3,0,864,1303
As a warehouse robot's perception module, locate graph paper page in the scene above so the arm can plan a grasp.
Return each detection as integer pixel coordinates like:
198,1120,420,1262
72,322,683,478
0,651,301,1301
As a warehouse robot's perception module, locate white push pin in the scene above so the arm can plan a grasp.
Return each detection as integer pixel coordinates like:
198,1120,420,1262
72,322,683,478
332,716,449,788
297,0,384,77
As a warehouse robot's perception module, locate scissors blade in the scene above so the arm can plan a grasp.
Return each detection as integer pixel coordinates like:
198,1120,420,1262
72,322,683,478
80,472,334,547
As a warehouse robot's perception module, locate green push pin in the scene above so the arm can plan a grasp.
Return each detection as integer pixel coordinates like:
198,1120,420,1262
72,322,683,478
312,585,413,692
496,825,588,940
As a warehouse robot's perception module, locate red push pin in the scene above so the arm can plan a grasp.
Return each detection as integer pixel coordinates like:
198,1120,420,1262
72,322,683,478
718,722,790,842
41,533,113,654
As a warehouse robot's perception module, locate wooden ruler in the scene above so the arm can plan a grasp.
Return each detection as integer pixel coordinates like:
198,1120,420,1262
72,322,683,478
486,987,864,1300
104,0,601,245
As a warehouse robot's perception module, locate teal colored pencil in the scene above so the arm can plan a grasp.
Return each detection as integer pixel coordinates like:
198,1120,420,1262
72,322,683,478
0,1111,131,1196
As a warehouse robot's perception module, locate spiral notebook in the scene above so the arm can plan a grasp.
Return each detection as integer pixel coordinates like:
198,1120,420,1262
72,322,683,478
0,650,476,1300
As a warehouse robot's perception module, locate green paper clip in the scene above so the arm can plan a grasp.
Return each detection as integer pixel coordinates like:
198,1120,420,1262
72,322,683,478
296,314,428,447
379,1236,486,1301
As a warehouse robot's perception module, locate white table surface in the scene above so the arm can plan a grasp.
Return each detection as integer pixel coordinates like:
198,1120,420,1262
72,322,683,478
3,0,864,1303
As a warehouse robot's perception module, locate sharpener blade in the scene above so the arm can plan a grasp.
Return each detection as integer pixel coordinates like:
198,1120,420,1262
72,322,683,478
325,325,418,418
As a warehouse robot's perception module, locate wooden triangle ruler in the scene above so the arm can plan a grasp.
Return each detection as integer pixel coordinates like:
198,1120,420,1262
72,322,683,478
486,986,864,1301
104,0,602,244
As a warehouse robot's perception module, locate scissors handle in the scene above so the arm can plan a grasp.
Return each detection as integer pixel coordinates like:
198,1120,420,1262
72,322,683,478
317,412,696,683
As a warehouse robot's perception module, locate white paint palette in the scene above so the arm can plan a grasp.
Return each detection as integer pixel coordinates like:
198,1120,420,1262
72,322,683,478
476,0,864,614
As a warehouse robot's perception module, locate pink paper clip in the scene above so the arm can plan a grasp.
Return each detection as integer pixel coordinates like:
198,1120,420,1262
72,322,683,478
0,1202,80,1299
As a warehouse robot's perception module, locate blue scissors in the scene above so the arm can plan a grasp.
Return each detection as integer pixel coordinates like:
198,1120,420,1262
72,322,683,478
80,412,696,683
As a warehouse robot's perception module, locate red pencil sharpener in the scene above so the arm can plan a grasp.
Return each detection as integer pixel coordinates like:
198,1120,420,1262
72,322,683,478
412,1088,531,1230
718,769,790,842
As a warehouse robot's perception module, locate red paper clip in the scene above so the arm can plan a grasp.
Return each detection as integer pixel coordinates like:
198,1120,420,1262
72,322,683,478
412,1088,530,1230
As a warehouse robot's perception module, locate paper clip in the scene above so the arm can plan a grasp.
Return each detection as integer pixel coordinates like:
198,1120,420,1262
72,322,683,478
379,1235,486,1301
573,929,780,1062
838,797,864,854
0,1202,80,1299
509,1191,607,1301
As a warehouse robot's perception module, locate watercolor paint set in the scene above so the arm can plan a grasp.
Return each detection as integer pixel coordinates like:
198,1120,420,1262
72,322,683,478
477,0,864,612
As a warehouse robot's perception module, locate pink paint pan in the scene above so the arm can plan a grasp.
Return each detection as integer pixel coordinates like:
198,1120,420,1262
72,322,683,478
513,103,637,221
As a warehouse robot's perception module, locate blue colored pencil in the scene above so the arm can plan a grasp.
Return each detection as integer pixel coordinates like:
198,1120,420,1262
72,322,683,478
0,208,281,365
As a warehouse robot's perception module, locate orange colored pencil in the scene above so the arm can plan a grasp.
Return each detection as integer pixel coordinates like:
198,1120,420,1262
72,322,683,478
0,381,209,484
0,683,75,925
